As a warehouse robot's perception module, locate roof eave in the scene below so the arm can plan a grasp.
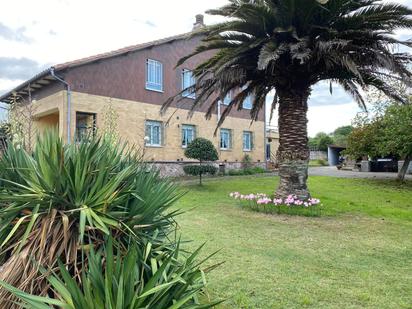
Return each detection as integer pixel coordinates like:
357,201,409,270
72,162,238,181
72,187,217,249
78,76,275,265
0,68,56,104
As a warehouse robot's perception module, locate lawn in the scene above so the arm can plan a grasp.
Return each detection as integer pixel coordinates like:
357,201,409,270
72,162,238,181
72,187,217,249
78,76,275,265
175,175,412,308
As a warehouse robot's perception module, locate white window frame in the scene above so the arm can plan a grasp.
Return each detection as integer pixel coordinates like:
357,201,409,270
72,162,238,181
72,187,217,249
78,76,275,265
182,69,196,99
223,90,232,106
243,131,252,151
220,128,231,150
146,59,163,92
145,120,162,147
181,124,195,148
242,86,253,110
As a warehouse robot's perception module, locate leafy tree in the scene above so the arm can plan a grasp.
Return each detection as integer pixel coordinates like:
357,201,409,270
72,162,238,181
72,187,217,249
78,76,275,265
346,104,412,181
317,134,334,152
310,132,334,151
333,126,353,147
184,138,218,184
164,0,412,199
380,104,412,180
346,119,383,160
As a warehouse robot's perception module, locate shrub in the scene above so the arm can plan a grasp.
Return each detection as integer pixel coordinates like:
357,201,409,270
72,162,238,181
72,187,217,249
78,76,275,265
0,237,221,309
184,164,218,177
185,138,218,162
0,130,217,308
228,169,244,176
228,166,266,176
241,154,253,169
184,138,218,185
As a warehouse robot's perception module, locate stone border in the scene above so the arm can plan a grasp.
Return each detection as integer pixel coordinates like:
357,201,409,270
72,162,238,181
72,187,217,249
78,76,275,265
148,161,266,177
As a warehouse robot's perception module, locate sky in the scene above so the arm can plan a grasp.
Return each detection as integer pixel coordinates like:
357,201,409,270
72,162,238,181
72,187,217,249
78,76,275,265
0,0,411,136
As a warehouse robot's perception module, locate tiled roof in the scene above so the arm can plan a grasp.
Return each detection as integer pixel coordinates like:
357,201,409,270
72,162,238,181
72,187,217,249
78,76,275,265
54,32,192,70
0,31,195,103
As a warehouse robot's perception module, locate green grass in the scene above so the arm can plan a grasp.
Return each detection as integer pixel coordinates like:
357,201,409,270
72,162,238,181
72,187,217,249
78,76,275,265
309,159,328,167
175,175,412,308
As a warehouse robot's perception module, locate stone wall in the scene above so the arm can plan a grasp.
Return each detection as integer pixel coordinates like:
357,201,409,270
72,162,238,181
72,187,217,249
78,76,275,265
150,161,267,177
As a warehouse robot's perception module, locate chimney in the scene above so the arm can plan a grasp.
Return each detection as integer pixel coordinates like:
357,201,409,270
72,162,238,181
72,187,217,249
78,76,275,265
193,14,205,30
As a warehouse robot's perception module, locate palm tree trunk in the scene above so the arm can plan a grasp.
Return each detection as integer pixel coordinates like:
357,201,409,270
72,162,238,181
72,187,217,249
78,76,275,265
276,88,311,200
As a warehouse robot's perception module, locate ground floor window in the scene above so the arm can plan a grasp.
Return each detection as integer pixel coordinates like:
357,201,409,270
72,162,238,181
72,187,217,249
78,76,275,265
220,128,232,150
243,131,253,151
182,124,195,148
145,120,162,146
76,112,96,142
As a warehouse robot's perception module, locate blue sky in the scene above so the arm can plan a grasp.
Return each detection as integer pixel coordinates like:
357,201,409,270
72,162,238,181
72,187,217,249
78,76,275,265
0,0,411,136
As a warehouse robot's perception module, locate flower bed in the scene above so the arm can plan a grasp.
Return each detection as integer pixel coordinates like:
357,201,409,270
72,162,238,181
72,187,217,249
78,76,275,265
229,192,322,217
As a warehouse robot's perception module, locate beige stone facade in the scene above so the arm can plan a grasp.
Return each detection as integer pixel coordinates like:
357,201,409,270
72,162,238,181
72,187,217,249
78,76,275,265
32,90,266,163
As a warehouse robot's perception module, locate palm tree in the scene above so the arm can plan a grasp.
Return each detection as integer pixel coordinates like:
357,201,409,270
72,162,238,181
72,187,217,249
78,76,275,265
164,0,412,199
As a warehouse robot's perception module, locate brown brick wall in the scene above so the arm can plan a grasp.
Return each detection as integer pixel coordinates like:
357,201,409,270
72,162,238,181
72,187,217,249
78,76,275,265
61,36,264,122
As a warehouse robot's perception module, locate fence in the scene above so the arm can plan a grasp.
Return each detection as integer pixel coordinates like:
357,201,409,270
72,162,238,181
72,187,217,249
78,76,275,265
310,150,328,161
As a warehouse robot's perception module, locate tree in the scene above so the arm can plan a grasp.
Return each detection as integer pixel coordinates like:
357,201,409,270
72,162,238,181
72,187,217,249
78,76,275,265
380,104,412,181
309,132,334,151
164,0,412,199
346,119,383,160
184,138,218,185
346,104,412,181
333,126,353,147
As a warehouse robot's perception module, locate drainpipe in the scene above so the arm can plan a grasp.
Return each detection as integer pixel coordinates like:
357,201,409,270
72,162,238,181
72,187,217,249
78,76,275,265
50,68,72,144
217,100,221,122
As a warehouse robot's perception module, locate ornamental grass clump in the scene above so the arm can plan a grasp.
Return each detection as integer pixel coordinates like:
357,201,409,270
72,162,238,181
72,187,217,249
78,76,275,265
0,130,219,308
230,192,322,217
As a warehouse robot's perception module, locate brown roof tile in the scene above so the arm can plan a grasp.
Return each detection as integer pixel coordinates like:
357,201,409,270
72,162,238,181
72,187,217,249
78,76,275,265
0,31,197,102
54,32,193,70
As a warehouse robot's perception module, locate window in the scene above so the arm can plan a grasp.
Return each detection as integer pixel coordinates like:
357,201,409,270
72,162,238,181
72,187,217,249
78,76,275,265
220,128,231,150
243,131,253,151
182,69,196,99
146,59,163,92
145,120,162,146
242,86,253,109
223,91,232,105
182,124,195,148
76,112,96,142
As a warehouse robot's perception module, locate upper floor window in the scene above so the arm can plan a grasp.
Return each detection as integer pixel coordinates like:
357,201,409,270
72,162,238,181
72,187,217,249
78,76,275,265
242,86,253,110
146,59,163,92
243,131,253,151
182,69,196,99
182,124,195,148
223,90,232,106
145,120,162,146
220,128,232,150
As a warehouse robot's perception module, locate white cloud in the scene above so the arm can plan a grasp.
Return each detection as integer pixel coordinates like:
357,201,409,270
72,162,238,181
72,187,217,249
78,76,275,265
307,103,361,137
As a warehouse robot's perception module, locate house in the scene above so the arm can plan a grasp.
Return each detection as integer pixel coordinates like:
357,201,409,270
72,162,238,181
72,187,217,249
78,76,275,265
0,15,273,176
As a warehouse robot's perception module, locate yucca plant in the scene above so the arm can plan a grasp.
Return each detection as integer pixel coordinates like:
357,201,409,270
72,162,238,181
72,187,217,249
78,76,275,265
0,130,187,306
0,237,221,309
